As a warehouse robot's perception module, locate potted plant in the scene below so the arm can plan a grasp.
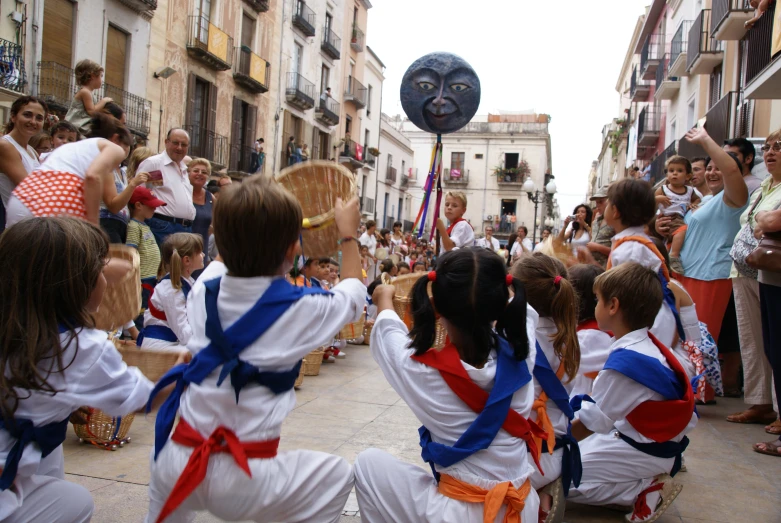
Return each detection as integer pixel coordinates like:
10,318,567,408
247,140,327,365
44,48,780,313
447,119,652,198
368,146,380,156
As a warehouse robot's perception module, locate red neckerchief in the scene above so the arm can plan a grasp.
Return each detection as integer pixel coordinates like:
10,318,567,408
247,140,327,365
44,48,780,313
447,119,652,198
446,218,473,236
411,343,548,473
142,283,167,321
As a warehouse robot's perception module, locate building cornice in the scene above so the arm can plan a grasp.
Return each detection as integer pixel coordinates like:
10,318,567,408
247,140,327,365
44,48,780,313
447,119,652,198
633,0,665,54
616,15,645,92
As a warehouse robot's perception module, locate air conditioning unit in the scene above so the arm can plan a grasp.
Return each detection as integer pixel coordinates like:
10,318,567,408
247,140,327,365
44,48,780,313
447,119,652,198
485,215,493,221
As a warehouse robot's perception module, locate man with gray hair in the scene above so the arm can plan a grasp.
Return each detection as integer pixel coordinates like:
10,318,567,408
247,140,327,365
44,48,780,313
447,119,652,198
139,128,194,245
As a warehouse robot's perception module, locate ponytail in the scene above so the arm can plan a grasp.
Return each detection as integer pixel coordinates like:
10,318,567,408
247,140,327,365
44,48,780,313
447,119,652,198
496,277,530,361
549,277,580,381
408,275,437,356
169,249,183,290
158,233,203,289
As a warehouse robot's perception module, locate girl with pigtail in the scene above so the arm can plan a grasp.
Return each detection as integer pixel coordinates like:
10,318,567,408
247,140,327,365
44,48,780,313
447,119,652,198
354,247,547,523
139,232,203,352
511,253,582,523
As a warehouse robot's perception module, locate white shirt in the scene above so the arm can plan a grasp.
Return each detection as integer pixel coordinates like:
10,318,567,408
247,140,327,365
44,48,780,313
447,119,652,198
477,235,500,252
564,223,591,251
139,151,195,220
569,327,613,399
370,305,540,488
142,276,195,347
0,327,152,518
441,220,475,254
179,261,366,441
521,238,533,252
359,231,377,257
0,134,40,205
578,328,698,444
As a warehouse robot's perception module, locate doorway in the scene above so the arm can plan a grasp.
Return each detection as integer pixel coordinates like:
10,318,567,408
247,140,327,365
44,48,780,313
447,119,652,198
499,199,517,233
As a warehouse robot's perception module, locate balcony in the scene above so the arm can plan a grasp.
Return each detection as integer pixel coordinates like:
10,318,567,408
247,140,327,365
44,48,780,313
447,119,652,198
187,15,233,71
229,143,254,174
117,0,157,12
183,124,229,169
364,147,377,168
241,0,269,12
233,47,270,94
361,196,375,214
339,138,364,169
315,96,340,126
711,0,753,41
386,166,397,184
401,174,410,189
640,34,663,80
744,1,780,99
103,83,152,136
36,61,74,113
496,170,526,186
321,27,341,60
344,76,367,108
292,1,316,37
630,66,651,102
686,10,723,75
669,21,692,77
350,25,365,53
443,167,469,186
0,39,25,100
638,105,661,147
655,55,680,101
285,72,315,110
704,91,739,146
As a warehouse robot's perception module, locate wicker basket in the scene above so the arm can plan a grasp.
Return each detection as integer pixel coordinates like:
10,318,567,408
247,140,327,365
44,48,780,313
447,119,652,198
113,339,184,383
294,361,305,388
276,161,356,259
392,273,447,349
72,408,135,450
93,245,141,332
340,316,366,340
363,320,374,340
302,348,325,376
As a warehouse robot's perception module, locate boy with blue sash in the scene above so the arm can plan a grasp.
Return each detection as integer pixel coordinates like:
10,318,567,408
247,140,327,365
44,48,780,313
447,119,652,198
568,263,696,523
144,177,367,523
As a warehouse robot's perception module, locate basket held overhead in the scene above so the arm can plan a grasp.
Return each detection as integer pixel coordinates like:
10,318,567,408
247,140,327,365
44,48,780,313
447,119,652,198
276,160,357,259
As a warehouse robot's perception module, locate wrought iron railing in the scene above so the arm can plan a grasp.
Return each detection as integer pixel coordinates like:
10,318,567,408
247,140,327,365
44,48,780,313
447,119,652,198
401,175,409,189
183,124,229,167
317,96,340,124
350,25,365,52
36,61,74,111
640,33,663,76
321,27,341,60
187,14,233,70
234,46,270,92
745,1,777,85
711,0,753,36
687,9,720,73
229,143,254,173
361,196,375,214
737,96,753,138
630,66,650,100
364,147,376,167
341,138,364,163
638,105,661,141
386,165,397,183
655,55,678,90
705,91,739,145
293,1,316,37
344,76,367,107
103,84,151,135
649,141,678,186
671,21,692,66
286,72,315,107
241,0,269,12
0,38,25,93
444,167,469,184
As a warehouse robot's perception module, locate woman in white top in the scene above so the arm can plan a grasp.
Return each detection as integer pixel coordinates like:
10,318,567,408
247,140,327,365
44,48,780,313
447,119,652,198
390,220,405,253
558,204,592,254
0,97,47,227
6,113,144,227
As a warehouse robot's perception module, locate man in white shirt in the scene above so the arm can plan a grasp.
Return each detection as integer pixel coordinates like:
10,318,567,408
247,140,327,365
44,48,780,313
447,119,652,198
518,225,534,252
477,225,500,252
139,128,194,245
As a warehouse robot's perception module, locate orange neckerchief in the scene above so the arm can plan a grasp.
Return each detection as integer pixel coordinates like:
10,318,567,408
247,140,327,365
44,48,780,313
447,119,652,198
438,474,531,523
532,358,566,458
607,235,671,281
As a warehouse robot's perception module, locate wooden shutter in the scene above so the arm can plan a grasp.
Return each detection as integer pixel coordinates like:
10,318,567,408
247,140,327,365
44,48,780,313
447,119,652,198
105,25,128,89
244,104,257,171
205,81,218,160
230,97,242,171
185,73,197,127
241,14,255,49
207,81,218,132
42,0,74,66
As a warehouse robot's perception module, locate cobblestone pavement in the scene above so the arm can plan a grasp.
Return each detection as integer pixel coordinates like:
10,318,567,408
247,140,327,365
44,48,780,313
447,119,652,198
65,343,780,522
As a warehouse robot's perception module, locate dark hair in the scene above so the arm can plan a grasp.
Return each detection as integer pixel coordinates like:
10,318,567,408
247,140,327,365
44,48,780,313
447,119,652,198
4,96,48,133
594,262,663,331
319,256,331,264
650,237,671,274
519,225,528,235
379,258,395,273
568,264,604,324
304,257,318,268
665,155,692,174
397,262,410,271
570,204,593,240
393,221,402,229
50,120,78,136
414,261,426,268
207,185,220,196
104,101,125,121
87,112,133,147
366,220,376,229
607,178,655,228
506,233,518,263
690,156,708,168
724,137,755,168
74,59,103,86
512,253,580,381
409,248,530,366
0,217,108,420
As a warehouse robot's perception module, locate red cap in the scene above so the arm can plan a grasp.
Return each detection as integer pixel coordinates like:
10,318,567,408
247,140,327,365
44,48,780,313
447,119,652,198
130,186,167,208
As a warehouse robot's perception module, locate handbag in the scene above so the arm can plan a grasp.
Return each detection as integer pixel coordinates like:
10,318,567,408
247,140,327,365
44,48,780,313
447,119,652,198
729,194,764,279
747,231,781,273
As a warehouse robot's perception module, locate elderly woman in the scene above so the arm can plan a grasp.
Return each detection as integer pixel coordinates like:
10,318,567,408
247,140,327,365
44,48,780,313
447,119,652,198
188,158,214,268
657,127,749,397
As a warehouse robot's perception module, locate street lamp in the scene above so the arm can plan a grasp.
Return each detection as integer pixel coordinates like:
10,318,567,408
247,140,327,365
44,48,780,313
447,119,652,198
523,176,557,244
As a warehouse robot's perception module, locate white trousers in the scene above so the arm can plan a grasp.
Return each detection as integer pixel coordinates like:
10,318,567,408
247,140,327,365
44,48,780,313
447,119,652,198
529,447,562,490
354,448,540,523
0,446,94,522
146,443,353,523
567,432,674,507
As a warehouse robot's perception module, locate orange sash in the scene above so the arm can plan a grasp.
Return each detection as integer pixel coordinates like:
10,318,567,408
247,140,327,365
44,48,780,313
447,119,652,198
532,360,566,458
606,235,670,281
438,473,531,523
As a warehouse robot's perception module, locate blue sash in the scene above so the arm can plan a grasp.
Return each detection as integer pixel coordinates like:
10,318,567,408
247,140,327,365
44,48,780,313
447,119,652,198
618,433,689,477
533,344,575,420
658,270,685,342
147,277,329,458
0,417,69,490
603,349,684,400
136,325,178,346
160,274,192,299
418,337,532,479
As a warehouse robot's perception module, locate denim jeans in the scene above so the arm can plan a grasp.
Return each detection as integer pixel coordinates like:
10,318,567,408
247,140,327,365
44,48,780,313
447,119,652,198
146,216,192,247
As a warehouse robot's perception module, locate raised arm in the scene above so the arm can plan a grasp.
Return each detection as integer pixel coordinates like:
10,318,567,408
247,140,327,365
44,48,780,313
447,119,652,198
334,196,362,281
684,127,748,208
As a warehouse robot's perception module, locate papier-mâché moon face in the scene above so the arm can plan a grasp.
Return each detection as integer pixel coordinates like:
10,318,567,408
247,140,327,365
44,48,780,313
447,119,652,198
400,52,481,134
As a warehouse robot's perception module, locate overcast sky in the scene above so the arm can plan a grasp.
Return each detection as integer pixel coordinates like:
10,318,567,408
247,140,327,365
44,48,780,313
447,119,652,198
368,0,650,216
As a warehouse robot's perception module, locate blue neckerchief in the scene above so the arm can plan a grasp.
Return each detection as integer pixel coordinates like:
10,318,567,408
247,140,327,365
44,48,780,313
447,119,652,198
136,325,178,346
0,417,69,490
533,343,575,420
658,270,685,341
418,337,532,480
147,277,330,458
160,274,192,299
603,349,684,400
541,425,582,497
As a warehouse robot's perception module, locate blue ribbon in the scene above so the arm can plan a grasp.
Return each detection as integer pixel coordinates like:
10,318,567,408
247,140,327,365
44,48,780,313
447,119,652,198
604,349,684,400
618,433,689,477
146,277,330,458
418,337,532,480
658,269,685,342
533,343,575,420
136,324,178,346
0,418,69,490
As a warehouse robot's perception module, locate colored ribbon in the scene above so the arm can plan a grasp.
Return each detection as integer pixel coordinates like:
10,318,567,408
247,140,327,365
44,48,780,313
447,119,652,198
531,344,575,456
0,417,69,490
438,473,531,523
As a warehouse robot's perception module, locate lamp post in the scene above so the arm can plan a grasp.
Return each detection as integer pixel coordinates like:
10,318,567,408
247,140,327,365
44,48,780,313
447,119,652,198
522,176,557,244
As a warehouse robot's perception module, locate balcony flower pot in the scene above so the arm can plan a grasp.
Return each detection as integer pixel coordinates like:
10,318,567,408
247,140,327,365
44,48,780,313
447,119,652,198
368,147,380,156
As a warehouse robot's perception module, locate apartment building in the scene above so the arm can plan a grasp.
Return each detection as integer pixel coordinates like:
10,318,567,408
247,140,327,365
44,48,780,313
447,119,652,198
377,113,413,230
403,113,556,243
355,45,382,220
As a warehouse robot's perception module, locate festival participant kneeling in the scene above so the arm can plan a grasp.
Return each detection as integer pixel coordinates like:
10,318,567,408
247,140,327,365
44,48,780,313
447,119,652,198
355,248,547,522
144,177,366,522
568,262,696,523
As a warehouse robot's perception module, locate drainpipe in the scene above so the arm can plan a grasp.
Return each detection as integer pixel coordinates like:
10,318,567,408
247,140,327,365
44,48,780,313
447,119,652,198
272,1,288,175
373,86,383,222
30,0,39,95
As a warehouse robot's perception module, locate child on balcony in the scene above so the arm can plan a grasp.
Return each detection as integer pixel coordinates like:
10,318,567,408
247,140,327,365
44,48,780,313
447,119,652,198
66,60,114,136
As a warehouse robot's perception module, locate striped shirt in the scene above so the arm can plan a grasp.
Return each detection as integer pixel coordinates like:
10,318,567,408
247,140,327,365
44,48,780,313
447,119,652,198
126,219,161,279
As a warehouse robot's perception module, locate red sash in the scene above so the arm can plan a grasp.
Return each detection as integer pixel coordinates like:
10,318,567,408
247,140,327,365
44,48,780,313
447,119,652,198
446,218,473,236
625,333,695,442
142,283,168,321
411,343,548,473
155,420,279,523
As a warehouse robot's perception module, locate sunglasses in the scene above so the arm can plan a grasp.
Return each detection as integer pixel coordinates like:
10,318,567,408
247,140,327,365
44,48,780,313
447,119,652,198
760,141,781,153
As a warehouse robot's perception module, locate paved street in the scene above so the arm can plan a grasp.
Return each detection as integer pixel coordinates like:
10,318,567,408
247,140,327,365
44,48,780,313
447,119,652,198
64,343,780,523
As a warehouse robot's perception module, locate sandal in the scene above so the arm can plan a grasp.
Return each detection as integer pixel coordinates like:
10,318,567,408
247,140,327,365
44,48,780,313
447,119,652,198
752,439,781,457
625,474,682,522
726,408,777,425
765,419,781,436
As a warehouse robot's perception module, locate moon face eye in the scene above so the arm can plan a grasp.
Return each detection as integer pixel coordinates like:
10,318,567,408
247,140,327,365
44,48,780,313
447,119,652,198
450,83,469,93
418,81,436,91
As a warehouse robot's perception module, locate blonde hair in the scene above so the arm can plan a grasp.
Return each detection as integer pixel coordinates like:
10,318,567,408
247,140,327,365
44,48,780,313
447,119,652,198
187,157,212,175
28,131,51,151
127,146,154,180
74,59,104,86
158,233,203,289
446,191,467,208
767,128,781,144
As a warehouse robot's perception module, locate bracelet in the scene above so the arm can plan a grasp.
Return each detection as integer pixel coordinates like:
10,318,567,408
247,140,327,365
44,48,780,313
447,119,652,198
338,236,359,245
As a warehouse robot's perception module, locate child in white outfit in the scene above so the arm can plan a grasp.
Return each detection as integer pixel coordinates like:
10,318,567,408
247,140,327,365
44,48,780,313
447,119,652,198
0,218,153,522
145,177,366,523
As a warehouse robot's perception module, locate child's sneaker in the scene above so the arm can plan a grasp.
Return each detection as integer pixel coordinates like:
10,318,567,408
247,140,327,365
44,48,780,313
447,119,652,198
625,474,682,522
670,256,684,275
335,350,347,359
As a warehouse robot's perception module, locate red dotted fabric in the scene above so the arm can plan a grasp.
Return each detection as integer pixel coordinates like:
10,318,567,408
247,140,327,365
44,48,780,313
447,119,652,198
13,170,86,219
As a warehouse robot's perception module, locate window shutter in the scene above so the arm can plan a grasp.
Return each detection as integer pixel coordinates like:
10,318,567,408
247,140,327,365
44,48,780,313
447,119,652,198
206,81,218,162
244,105,257,172
230,97,242,171
207,81,218,132
185,73,197,127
